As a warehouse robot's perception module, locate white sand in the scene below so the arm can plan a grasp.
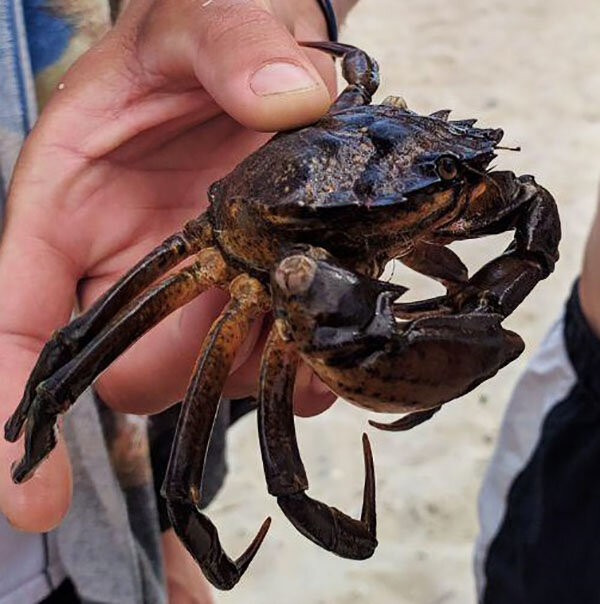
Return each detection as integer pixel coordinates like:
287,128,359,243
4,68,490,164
213,2,600,602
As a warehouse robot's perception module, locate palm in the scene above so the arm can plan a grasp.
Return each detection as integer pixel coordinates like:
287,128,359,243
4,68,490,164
67,110,271,303
22,94,275,410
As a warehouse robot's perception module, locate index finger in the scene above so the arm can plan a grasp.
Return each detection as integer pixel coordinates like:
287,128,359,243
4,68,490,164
0,202,77,530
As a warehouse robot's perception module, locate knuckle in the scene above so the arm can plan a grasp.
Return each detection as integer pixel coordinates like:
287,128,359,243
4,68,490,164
198,4,278,50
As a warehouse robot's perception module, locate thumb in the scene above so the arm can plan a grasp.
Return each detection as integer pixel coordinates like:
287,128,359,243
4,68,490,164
138,0,332,131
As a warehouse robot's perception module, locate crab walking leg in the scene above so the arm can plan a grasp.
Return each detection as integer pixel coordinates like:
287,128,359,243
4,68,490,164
10,247,233,484
258,328,377,559
436,173,561,317
464,177,560,316
5,214,213,442
399,241,469,293
392,243,470,319
300,41,379,111
162,274,271,591
369,406,441,432
396,176,560,320
393,295,452,320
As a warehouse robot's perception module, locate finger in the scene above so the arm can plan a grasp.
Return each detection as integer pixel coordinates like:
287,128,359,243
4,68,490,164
0,225,76,530
293,362,337,417
94,288,230,413
138,0,333,131
222,333,336,416
221,321,336,415
161,529,214,604
0,352,72,532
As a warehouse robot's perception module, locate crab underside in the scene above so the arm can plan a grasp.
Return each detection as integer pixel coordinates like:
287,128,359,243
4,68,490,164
4,41,560,590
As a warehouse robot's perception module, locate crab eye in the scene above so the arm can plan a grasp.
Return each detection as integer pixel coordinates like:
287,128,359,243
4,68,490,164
437,156,458,180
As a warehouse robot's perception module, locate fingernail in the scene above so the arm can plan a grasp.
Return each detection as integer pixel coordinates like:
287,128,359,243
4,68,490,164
250,62,318,96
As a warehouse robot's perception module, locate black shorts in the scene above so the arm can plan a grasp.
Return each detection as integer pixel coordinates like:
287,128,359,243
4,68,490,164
476,283,600,604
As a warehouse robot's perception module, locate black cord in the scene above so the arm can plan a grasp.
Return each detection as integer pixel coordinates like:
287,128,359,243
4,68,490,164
315,0,338,41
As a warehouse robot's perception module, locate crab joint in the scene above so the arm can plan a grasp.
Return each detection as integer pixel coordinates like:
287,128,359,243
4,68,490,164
274,255,317,296
274,318,293,342
382,95,408,109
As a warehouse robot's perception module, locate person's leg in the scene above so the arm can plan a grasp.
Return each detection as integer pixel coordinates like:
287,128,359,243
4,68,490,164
475,282,600,604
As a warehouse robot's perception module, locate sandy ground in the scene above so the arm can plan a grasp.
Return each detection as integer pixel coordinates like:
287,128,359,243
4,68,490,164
211,2,600,602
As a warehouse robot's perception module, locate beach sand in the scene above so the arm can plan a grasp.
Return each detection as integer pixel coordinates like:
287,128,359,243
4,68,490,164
213,1,600,602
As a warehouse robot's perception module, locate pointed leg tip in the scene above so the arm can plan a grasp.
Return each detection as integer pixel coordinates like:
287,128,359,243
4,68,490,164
368,419,398,432
4,415,24,442
360,433,377,539
361,432,375,474
254,516,272,543
369,407,441,432
298,41,359,57
368,419,393,432
235,517,272,576
10,458,34,484
4,423,17,443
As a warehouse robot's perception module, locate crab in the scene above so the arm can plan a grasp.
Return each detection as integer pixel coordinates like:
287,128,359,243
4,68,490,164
4,41,560,590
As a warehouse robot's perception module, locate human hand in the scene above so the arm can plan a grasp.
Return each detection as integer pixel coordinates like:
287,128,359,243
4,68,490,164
0,0,356,532
162,528,214,604
580,189,600,336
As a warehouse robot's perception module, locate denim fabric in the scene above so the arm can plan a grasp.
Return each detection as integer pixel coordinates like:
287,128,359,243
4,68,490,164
0,3,166,603
0,0,37,227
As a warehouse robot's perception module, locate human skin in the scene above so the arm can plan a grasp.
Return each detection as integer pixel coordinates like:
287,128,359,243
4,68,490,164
0,0,359,538
161,528,216,604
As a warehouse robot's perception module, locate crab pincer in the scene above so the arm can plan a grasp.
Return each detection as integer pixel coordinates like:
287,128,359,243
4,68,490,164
269,247,525,435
